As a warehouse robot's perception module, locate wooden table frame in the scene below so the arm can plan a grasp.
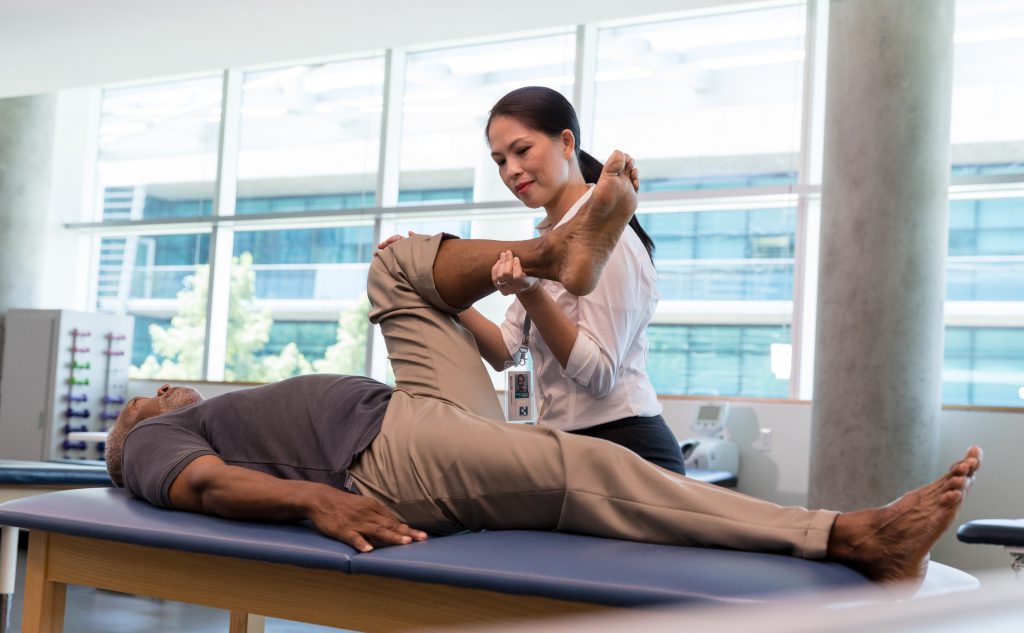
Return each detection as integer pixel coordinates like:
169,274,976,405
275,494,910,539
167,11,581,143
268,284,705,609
21,530,617,633
2,484,104,633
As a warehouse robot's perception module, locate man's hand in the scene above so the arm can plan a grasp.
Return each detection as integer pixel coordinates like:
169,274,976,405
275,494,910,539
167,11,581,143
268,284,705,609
306,488,427,552
169,455,427,552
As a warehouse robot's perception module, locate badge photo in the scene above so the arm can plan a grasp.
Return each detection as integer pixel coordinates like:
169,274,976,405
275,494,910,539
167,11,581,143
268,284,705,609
505,369,535,423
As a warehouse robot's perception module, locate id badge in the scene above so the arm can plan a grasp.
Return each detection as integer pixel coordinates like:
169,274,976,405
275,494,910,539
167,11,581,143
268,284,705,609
505,368,536,424
504,315,536,424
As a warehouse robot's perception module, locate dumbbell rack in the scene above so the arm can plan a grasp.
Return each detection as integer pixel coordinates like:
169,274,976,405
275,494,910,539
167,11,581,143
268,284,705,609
0,309,134,462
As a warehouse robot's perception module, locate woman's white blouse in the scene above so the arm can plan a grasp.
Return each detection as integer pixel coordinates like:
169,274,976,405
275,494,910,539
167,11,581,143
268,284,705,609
499,186,663,431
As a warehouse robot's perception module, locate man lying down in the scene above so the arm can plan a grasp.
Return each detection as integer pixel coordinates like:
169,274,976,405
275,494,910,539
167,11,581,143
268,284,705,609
105,151,981,591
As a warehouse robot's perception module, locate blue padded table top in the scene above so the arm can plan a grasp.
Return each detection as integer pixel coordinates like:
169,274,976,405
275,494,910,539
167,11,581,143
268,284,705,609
0,488,356,572
352,530,871,606
0,488,870,607
0,459,111,486
958,519,1024,547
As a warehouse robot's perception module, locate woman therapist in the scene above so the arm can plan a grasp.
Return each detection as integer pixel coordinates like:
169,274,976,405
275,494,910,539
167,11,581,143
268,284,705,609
459,86,685,474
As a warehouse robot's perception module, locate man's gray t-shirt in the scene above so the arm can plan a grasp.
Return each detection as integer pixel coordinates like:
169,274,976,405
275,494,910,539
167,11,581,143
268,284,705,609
121,374,392,508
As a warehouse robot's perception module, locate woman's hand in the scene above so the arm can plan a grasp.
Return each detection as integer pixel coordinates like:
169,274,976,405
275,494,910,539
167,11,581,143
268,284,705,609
378,231,414,250
492,250,540,296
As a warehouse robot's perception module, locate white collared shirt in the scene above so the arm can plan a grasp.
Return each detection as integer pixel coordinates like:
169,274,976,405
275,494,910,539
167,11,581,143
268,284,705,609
499,186,663,431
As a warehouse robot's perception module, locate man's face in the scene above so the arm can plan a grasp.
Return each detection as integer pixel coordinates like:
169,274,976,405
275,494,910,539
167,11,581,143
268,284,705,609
105,383,204,487
116,383,204,429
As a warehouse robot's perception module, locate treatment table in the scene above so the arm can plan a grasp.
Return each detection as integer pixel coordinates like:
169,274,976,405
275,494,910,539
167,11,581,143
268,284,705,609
0,484,979,633
0,460,111,633
0,465,733,631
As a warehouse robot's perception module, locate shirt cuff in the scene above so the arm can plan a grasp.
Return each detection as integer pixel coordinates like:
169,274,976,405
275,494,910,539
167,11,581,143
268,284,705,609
565,330,600,386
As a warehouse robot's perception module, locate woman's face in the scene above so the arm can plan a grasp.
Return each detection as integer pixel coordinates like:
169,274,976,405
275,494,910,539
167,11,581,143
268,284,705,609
488,115,573,210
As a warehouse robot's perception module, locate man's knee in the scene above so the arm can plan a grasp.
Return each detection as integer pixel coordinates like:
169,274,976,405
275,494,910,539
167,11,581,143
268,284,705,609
368,250,393,286
366,250,406,324
371,235,436,281
367,235,453,322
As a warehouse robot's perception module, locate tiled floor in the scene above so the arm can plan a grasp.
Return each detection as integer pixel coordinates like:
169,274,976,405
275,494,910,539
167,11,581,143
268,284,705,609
6,545,351,633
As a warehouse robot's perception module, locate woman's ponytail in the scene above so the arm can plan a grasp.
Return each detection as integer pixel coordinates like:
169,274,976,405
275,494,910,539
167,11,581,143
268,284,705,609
577,149,604,185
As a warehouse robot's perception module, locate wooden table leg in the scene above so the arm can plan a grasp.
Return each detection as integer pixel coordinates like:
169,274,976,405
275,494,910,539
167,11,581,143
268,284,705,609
0,525,18,633
229,611,265,633
21,532,65,633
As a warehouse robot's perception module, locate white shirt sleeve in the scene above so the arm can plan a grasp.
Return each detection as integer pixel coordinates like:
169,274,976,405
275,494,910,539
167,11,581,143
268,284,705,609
563,239,650,398
499,298,528,359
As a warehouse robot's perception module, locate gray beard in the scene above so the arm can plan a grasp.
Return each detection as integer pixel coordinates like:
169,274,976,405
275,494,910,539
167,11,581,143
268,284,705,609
161,387,202,413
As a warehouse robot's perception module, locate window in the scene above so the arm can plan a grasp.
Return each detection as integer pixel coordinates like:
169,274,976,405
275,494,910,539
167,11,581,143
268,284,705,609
96,77,223,221
642,205,797,397
948,197,1024,301
644,207,796,301
399,34,576,204
236,58,385,215
944,195,1024,405
947,1,1024,406
592,2,808,400
649,324,790,397
95,231,210,380
225,224,375,382
593,3,806,191
944,328,1024,407
951,0,1024,177
80,1,1023,407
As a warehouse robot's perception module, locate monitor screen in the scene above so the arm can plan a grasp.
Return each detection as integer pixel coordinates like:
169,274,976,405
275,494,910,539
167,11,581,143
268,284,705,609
698,405,721,421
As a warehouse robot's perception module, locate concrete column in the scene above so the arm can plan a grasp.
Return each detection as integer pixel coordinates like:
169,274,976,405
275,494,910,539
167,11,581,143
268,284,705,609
809,0,954,511
0,94,57,314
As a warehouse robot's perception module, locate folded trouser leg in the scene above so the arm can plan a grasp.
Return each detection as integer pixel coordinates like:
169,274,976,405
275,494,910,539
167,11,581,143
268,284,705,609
367,233,503,420
352,391,837,558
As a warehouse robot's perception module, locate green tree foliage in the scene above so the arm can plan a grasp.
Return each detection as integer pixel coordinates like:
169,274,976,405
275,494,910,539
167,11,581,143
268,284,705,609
312,298,371,376
131,253,370,382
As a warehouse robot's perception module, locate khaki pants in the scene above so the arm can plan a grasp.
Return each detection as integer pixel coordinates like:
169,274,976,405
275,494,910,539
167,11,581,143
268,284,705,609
349,234,836,558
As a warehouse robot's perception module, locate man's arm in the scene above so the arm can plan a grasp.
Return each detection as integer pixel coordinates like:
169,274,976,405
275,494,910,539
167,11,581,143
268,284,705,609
168,454,427,552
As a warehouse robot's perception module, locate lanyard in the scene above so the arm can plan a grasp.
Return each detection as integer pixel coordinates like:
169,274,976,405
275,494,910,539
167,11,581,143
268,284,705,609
505,315,535,423
515,316,531,367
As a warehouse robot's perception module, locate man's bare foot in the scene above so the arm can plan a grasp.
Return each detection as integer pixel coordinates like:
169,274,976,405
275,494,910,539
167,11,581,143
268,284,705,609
826,446,982,589
554,150,638,296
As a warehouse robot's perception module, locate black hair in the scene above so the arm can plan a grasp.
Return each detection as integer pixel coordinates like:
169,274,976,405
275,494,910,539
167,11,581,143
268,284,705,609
485,86,655,262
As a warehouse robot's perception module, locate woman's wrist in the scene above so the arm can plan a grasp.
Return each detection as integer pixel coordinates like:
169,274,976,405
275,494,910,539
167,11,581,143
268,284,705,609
515,281,542,298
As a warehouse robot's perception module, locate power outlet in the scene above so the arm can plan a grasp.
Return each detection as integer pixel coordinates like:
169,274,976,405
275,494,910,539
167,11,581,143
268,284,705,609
753,428,773,452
